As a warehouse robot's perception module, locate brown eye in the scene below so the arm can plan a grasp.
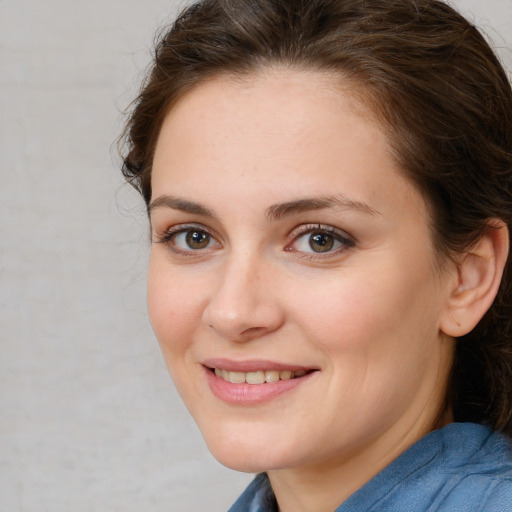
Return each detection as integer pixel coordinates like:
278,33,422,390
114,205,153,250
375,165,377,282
289,225,355,256
308,232,335,252
158,225,220,255
185,230,212,249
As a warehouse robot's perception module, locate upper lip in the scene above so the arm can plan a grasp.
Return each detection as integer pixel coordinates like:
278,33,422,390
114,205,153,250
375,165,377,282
203,358,317,373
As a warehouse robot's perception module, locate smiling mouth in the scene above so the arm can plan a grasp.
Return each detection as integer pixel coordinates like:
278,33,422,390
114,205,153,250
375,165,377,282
204,362,318,404
212,368,312,384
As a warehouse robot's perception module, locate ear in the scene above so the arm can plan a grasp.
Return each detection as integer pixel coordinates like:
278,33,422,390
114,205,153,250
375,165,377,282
440,219,509,337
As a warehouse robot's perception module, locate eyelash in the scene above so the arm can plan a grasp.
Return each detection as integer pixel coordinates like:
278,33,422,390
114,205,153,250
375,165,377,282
155,223,355,258
286,224,355,259
155,223,219,256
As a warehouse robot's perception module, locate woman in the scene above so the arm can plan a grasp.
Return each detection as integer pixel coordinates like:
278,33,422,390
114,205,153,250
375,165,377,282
120,0,512,510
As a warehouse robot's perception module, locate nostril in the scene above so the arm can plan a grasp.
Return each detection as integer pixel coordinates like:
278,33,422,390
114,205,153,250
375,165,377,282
202,291,285,342
241,326,269,337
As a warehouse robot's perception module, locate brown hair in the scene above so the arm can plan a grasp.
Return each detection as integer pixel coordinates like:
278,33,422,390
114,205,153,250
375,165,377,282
120,0,512,434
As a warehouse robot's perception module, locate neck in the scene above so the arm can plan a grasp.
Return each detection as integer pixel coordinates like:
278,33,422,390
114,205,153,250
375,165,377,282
268,406,453,512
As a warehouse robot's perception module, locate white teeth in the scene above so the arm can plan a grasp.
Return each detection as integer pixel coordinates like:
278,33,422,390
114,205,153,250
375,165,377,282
246,371,265,384
229,371,246,383
265,370,280,383
214,368,308,384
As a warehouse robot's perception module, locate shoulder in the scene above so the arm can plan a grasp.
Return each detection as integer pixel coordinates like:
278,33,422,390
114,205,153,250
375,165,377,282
437,471,512,512
438,424,512,511
478,478,512,511
341,423,512,512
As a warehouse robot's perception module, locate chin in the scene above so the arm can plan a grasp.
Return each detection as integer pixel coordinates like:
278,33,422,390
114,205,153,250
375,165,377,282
199,424,297,473
213,452,270,473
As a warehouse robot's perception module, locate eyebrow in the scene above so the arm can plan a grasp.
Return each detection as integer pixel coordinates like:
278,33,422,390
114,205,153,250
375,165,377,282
148,194,380,220
148,195,215,217
265,195,381,221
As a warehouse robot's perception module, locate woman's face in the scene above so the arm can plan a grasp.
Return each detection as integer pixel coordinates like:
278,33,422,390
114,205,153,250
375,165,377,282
148,69,456,473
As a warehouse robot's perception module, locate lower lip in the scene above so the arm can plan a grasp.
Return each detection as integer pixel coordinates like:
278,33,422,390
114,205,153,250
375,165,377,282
204,367,316,405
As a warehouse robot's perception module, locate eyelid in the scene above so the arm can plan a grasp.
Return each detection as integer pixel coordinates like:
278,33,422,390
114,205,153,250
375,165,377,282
286,223,355,255
288,223,354,241
154,222,354,258
154,223,221,253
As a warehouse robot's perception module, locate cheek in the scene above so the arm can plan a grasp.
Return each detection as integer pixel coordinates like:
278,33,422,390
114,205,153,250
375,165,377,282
289,267,443,426
146,258,215,411
288,262,439,359
147,256,207,358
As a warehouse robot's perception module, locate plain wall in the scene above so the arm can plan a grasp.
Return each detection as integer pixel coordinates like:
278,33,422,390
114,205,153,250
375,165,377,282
1,1,511,510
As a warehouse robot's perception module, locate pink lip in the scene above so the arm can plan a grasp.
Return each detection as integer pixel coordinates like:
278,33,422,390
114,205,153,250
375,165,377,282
202,360,318,406
203,358,314,373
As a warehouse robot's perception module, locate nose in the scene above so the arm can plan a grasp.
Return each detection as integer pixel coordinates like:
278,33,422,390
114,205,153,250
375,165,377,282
202,252,285,342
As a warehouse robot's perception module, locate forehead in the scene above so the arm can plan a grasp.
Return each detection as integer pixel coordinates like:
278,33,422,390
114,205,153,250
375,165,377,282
158,67,377,143
151,68,427,224
154,69,383,174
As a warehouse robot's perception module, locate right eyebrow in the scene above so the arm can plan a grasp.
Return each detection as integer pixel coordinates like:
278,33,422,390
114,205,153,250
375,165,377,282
148,195,216,218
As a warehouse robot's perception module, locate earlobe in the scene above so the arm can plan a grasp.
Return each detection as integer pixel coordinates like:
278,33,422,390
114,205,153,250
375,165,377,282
440,220,509,337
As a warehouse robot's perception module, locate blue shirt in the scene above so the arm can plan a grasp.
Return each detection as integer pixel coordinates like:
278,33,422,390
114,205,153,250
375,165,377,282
228,423,512,511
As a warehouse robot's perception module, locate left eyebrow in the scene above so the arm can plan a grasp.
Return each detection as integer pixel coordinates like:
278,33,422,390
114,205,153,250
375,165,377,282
266,195,381,221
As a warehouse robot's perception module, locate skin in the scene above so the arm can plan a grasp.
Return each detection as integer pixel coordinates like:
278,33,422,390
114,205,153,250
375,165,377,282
147,69,458,512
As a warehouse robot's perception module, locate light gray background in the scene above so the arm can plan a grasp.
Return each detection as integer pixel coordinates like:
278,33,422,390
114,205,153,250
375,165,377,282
1,1,511,511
